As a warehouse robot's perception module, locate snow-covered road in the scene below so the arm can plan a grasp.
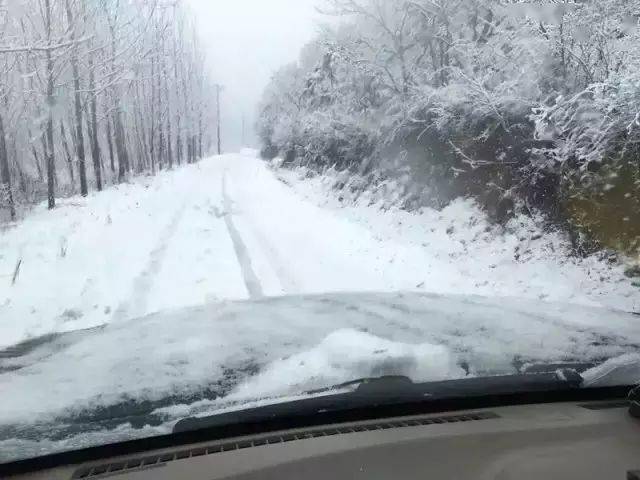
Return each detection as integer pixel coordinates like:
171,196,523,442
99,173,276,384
1,150,639,350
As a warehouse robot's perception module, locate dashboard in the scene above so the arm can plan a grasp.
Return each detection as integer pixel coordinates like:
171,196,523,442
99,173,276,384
10,399,640,480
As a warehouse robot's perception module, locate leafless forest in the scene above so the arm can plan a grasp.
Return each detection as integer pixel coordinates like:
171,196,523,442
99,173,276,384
0,0,215,220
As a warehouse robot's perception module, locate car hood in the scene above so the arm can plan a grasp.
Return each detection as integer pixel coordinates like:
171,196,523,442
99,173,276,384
1,291,640,460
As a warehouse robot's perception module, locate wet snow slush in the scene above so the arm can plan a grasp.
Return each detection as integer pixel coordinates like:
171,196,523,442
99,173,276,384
1,150,640,461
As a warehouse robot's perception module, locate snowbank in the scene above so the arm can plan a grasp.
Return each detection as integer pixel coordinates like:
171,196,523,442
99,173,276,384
275,163,640,313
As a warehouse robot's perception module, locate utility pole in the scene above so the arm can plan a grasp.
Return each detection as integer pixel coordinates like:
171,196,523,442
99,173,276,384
241,113,245,147
215,83,222,155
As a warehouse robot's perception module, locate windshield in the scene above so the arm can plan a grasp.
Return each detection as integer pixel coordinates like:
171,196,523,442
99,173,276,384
1,0,640,466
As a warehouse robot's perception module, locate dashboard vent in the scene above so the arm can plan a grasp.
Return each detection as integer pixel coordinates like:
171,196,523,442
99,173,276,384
72,411,499,478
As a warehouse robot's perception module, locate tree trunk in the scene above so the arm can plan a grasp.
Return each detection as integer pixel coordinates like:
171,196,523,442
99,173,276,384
181,50,190,163
133,115,146,173
106,115,115,174
216,84,221,155
138,95,150,172
60,121,74,188
108,21,129,182
172,20,182,165
198,115,203,159
44,0,56,210
28,129,43,182
158,121,165,170
131,70,149,172
160,35,173,169
114,109,128,182
0,112,15,220
167,119,173,168
165,83,173,169
149,53,156,173
88,51,102,191
15,158,27,199
65,0,88,196
155,49,165,170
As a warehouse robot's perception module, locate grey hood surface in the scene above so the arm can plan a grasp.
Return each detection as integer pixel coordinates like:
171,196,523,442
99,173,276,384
1,291,639,461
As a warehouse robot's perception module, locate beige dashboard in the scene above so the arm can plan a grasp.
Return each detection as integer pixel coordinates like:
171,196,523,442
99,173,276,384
11,401,640,480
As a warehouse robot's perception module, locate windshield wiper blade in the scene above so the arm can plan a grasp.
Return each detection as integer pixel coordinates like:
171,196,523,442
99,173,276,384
173,369,583,434
303,375,417,396
399,369,583,399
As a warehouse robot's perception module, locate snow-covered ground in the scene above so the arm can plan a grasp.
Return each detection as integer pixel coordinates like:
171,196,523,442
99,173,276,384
1,150,640,462
1,151,638,350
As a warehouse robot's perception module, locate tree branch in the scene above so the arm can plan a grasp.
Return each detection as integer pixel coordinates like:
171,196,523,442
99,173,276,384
0,34,93,53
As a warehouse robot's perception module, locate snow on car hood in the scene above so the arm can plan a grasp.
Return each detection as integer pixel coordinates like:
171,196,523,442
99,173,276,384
3,291,640,424
1,291,640,461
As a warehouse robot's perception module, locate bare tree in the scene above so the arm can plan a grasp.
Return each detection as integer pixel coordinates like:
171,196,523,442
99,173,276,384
43,0,57,209
0,0,216,217
65,0,88,196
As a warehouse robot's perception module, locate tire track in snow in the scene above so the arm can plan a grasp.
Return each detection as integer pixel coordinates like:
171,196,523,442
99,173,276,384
241,219,300,295
222,171,264,299
112,203,187,321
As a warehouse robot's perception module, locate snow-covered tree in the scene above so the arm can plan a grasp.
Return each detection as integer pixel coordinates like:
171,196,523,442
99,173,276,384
258,0,640,253
0,0,217,218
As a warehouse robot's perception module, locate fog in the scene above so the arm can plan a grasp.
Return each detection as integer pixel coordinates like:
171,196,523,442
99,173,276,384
185,0,322,152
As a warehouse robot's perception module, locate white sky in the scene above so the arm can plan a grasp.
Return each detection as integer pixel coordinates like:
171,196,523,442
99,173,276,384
185,0,324,151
